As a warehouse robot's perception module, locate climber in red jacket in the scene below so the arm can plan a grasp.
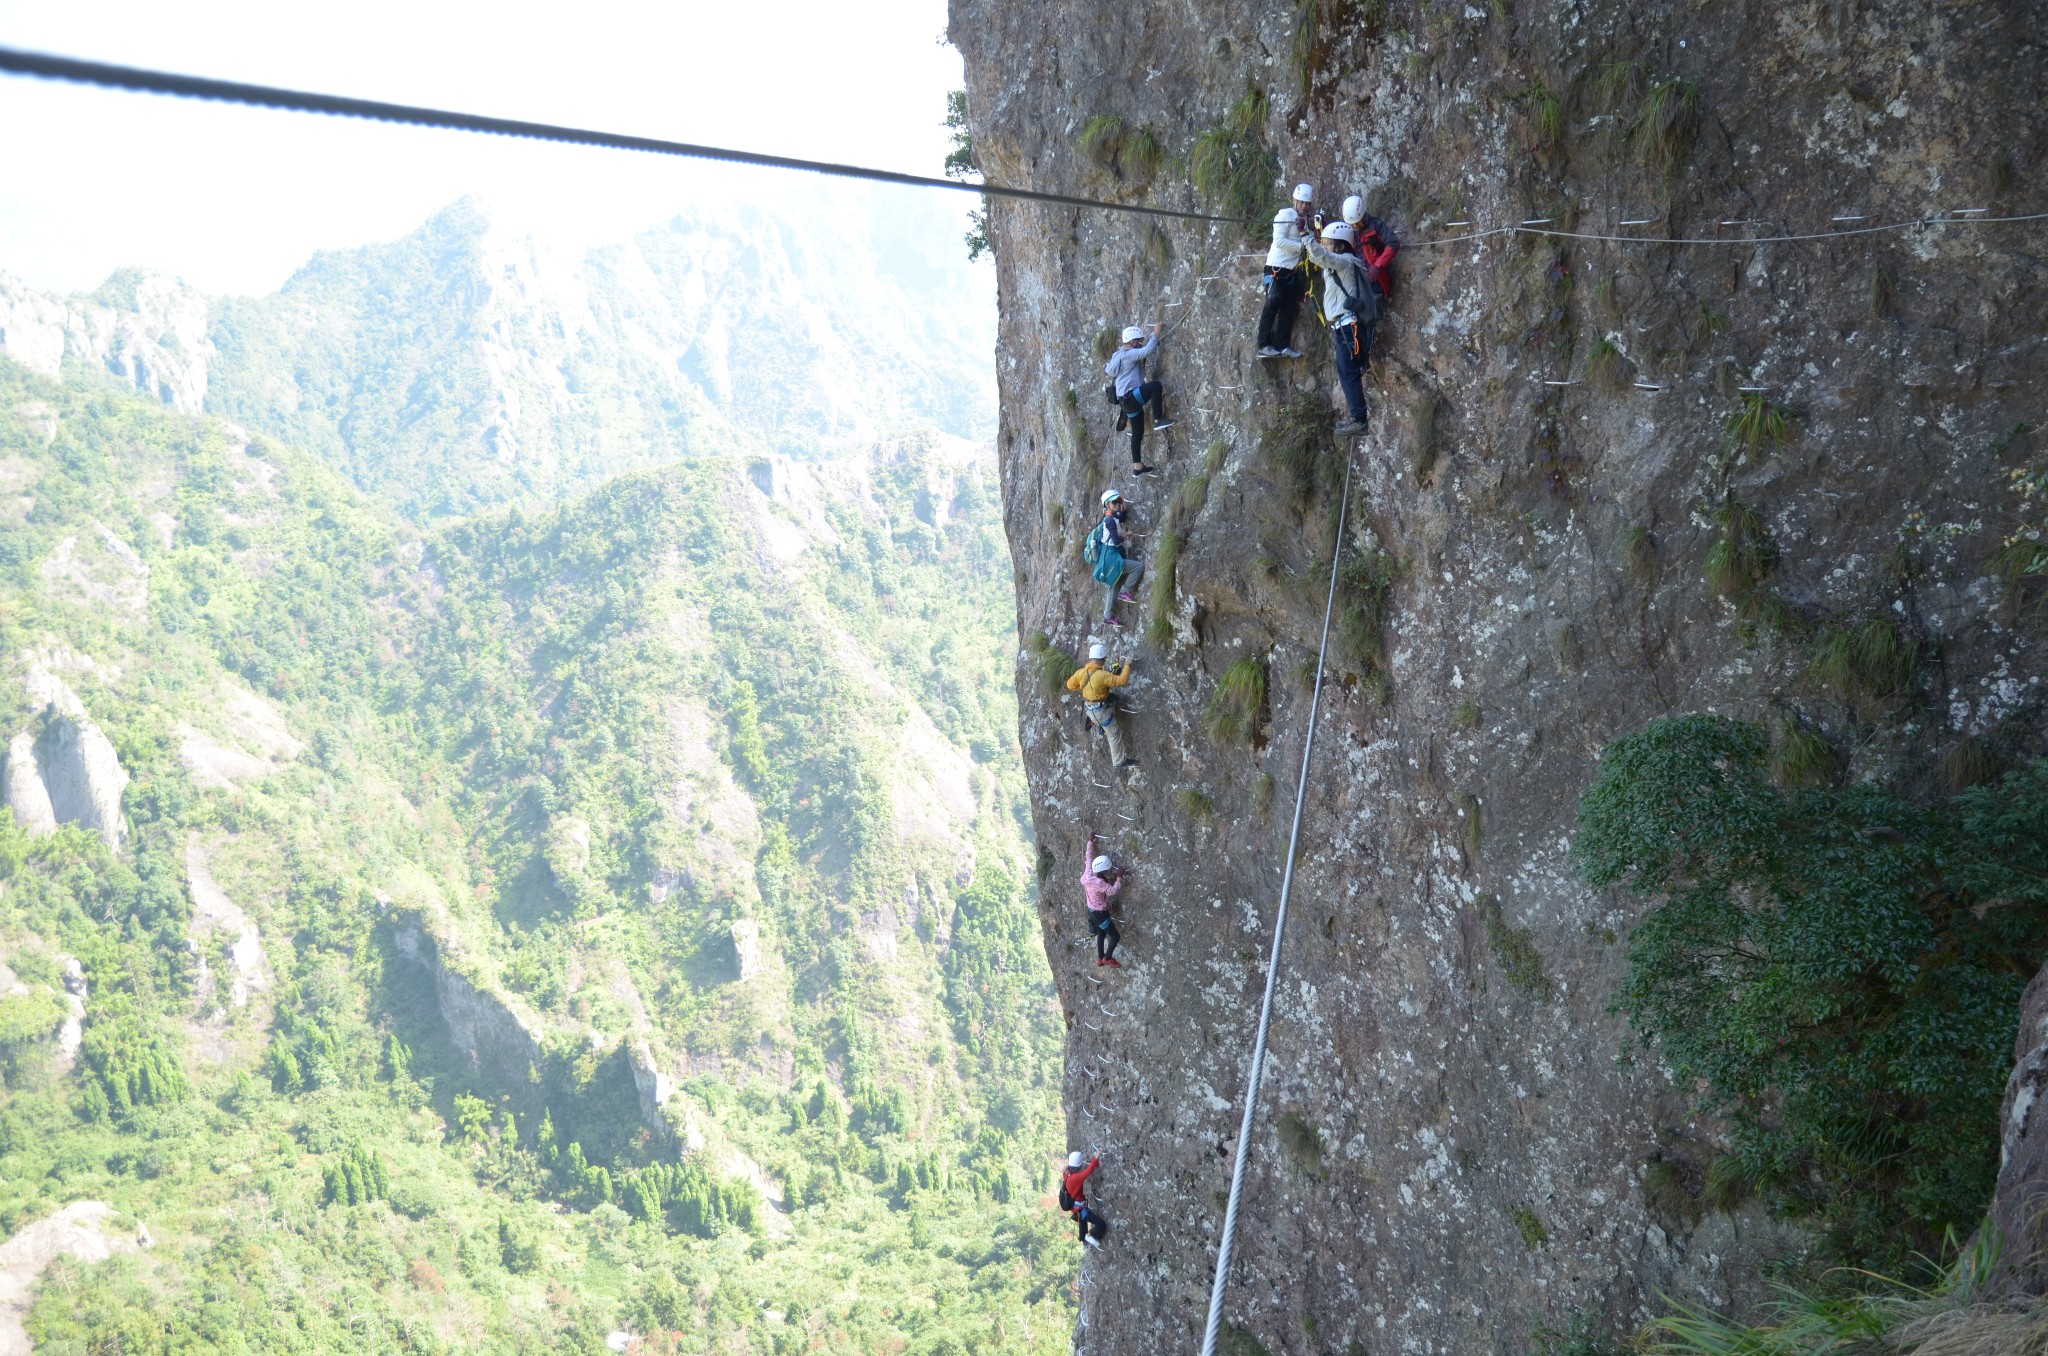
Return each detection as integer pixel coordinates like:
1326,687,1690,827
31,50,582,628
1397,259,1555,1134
1060,1150,1106,1247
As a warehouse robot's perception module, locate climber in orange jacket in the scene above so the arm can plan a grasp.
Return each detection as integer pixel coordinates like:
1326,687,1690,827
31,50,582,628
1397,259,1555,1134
1060,1150,1106,1248
1066,644,1137,769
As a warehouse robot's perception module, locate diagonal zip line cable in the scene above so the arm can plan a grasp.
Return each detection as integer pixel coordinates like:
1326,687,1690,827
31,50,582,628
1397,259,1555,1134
0,45,1248,227
8,46,2045,251
1196,441,1355,1356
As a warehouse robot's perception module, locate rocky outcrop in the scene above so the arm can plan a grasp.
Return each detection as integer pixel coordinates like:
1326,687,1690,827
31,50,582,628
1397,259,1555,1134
0,1200,148,1356
389,914,545,1090
952,0,2046,1348
1987,961,2048,1299
0,733,54,837
54,955,84,1075
5,707,127,850
184,837,272,1015
0,269,210,413
32,715,127,851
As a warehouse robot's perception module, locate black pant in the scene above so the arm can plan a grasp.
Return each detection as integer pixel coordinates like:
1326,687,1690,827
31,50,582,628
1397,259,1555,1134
1118,382,1164,464
1074,1204,1100,1242
1333,320,1376,424
1256,267,1303,350
1092,911,1120,960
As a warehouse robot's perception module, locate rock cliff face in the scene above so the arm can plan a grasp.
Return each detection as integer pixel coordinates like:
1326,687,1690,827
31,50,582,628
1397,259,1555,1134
950,0,2046,1348
0,269,209,413
4,711,128,851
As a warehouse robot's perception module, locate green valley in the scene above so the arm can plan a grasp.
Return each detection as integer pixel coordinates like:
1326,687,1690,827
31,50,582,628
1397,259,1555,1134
0,219,1067,1352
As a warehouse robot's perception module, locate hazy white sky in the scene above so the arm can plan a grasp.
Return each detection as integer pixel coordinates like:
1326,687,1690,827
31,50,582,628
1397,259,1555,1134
0,0,973,295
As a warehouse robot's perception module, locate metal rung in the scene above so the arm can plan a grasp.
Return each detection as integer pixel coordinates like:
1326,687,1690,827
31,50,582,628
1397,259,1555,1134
1619,218,1656,226
1831,215,1868,222
1542,379,1578,387
1736,385,1770,393
1951,207,1989,215
1519,218,1554,226
1632,382,1665,391
1445,220,1471,227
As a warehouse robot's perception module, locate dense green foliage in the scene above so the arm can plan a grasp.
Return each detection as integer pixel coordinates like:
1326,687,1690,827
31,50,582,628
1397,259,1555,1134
1575,714,2048,1265
0,351,1070,1353
1640,1227,2044,1354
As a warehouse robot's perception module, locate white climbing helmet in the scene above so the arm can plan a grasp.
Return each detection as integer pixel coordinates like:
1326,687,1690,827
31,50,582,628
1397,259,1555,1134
1068,1151,1085,1169
1342,194,1365,225
1100,489,1122,505
1120,325,1146,343
1320,220,1356,245
1091,855,1114,876
1293,182,1315,203
1088,641,1108,660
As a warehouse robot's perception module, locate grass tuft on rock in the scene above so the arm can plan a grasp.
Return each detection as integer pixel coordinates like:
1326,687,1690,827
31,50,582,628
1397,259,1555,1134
1770,716,1838,786
1476,893,1550,1000
1026,630,1078,697
1409,392,1441,485
1809,616,1918,709
1263,392,1342,508
1208,656,1268,744
1622,525,1657,582
1145,531,1183,648
1077,115,1126,175
1728,393,1794,455
1190,85,1280,235
1275,1111,1327,1180
1585,337,1629,392
1704,501,1777,600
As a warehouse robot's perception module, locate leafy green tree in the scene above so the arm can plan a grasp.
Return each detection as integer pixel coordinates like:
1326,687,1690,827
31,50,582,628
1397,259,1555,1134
453,1093,494,1144
1575,714,2048,1263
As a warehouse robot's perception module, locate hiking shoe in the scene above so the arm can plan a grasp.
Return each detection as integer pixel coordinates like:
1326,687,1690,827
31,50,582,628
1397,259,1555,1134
1115,414,1129,432
1096,957,1109,967
1334,418,1368,436
1132,464,1156,477
1116,758,1138,770
1256,346,1281,359
1152,418,1176,431
1102,957,1123,969
1118,591,1137,602
1281,347,1303,358
1105,616,1124,628
1084,1235,1103,1249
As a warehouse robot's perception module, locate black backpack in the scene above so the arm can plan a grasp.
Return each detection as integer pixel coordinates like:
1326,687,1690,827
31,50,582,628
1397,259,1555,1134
1327,256,1381,326
1058,1185,1076,1211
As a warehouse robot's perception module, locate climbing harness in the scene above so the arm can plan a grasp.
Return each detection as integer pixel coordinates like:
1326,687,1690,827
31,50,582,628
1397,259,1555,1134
1196,442,1356,1356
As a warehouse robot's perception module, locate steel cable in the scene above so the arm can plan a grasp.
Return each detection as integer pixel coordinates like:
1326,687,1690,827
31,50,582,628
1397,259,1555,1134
1196,440,1355,1356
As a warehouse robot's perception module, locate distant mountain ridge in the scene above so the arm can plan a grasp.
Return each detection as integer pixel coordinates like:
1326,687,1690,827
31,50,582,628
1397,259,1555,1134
0,190,997,520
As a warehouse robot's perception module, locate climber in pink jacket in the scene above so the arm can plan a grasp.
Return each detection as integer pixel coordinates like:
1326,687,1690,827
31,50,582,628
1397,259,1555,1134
1082,832,1123,968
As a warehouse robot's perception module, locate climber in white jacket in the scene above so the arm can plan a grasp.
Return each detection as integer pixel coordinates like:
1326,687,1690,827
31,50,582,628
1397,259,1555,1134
1256,182,1317,359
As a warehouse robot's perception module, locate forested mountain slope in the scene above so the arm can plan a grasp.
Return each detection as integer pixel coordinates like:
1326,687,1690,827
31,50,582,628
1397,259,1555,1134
0,188,998,521
0,349,1070,1353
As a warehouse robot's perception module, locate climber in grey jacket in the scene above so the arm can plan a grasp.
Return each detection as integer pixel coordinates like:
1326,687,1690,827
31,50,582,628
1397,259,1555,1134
1104,323,1174,476
1302,220,1381,436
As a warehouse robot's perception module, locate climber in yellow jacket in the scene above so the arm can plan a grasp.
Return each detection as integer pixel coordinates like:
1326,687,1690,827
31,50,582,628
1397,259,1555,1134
1065,643,1137,769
